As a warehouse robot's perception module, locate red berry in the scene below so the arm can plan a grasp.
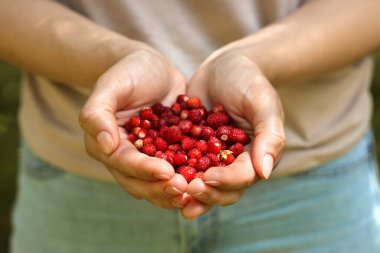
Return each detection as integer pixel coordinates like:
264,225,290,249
187,109,203,124
128,116,141,128
188,148,202,159
216,126,233,142
220,150,235,165
194,171,205,181
171,103,181,115
150,114,160,130
206,112,230,129
176,94,190,103
177,166,196,182
180,109,189,120
154,137,168,151
229,143,244,157
164,149,175,165
186,96,202,109
194,140,208,154
140,119,151,130
147,130,159,139
166,115,181,126
155,151,168,160
142,143,156,156
136,128,148,139
140,107,154,120
168,144,181,152
134,139,143,149
190,125,202,138
206,153,220,166
187,157,198,167
143,137,154,145
174,152,188,166
201,126,214,140
230,128,250,145
211,103,225,113
127,134,137,143
207,137,222,154
196,156,212,171
181,137,196,151
151,102,166,116
163,126,182,144
178,120,193,134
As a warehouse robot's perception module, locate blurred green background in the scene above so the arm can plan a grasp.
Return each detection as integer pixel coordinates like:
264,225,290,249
1,51,380,252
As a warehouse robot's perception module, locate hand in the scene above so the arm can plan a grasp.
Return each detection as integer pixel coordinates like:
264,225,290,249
183,48,285,219
79,47,191,209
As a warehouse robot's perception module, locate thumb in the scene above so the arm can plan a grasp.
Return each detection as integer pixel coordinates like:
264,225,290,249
79,88,120,155
250,116,285,179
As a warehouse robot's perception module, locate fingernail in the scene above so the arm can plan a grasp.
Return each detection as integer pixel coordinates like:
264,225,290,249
262,154,273,179
96,131,114,155
153,173,171,180
193,192,204,197
165,186,183,195
204,180,220,186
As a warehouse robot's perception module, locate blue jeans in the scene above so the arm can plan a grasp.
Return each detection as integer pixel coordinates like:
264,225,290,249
10,131,380,253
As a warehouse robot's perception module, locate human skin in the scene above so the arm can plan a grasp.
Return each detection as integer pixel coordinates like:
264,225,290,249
1,0,380,218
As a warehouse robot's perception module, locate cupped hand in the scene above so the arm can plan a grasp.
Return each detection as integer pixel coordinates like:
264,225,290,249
183,48,285,219
79,47,190,209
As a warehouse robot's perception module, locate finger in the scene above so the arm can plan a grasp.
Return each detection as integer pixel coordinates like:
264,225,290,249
181,198,212,220
242,78,285,179
79,73,133,155
85,133,175,180
110,170,189,209
187,178,245,206
201,152,259,190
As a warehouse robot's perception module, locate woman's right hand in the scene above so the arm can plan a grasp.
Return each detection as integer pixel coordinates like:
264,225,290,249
79,46,192,209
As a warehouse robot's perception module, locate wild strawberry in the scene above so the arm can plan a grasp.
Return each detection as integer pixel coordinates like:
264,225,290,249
188,148,203,159
127,134,137,143
194,171,205,181
207,137,222,154
140,119,151,130
229,143,244,156
142,143,156,156
177,166,196,183
180,109,189,120
134,139,143,149
186,96,202,109
190,125,202,138
140,107,154,120
163,126,182,144
136,128,148,139
168,144,181,152
194,140,208,154
206,112,230,129
220,150,235,165
147,129,159,139
174,152,188,166
155,150,167,160
206,153,220,166
165,149,175,165
171,103,182,115
143,137,154,145
216,126,233,142
230,128,250,145
176,94,190,103
181,137,196,151
151,102,166,116
178,120,193,134
217,162,226,167
211,103,225,113
187,109,203,124
187,157,198,167
154,137,168,151
196,156,212,171
128,116,141,128
201,126,214,140
166,115,181,126
150,114,160,130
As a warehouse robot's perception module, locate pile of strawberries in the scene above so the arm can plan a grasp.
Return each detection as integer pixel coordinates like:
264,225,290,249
124,95,250,182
